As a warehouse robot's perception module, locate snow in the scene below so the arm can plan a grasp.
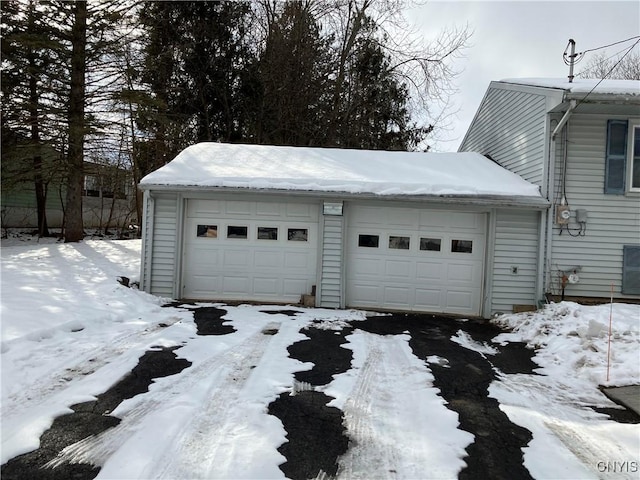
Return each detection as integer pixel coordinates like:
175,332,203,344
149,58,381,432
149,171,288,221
139,142,543,198
500,77,640,96
2,239,639,478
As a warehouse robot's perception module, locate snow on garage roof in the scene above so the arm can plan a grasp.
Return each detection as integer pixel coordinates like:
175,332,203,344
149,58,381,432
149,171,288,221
140,142,543,199
499,78,640,96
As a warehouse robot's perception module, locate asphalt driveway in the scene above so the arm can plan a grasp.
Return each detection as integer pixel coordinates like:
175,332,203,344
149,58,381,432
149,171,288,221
2,306,637,480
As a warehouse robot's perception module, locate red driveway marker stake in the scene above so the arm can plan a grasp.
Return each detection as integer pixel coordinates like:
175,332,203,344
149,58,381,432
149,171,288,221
606,282,613,384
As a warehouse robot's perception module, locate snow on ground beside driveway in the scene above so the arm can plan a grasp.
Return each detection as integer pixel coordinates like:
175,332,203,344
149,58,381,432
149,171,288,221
1,238,639,479
487,303,640,480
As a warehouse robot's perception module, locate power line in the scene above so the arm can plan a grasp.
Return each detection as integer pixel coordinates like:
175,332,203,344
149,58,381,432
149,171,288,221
575,43,639,78
564,36,640,66
575,37,640,108
577,35,640,56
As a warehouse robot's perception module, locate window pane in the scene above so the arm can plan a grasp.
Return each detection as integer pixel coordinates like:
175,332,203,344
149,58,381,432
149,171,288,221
451,239,473,253
420,238,441,251
633,126,640,188
257,227,278,240
389,236,410,250
288,228,308,241
227,226,248,239
197,225,218,238
358,234,379,247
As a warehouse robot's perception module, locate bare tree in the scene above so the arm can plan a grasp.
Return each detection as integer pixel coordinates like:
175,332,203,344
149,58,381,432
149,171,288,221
578,50,640,81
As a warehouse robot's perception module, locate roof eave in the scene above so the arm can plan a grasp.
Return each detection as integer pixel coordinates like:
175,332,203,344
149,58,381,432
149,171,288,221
139,184,550,209
564,91,640,104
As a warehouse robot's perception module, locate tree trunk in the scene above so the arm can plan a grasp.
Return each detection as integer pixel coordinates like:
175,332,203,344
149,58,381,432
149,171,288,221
27,0,49,237
64,0,87,242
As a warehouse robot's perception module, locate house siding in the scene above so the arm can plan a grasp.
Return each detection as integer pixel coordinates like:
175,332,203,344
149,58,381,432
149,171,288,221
550,114,640,298
460,86,548,186
319,214,344,308
148,193,179,298
492,209,540,313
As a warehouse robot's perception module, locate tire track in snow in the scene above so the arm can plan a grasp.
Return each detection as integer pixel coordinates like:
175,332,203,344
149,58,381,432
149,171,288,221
1,315,187,422
49,321,283,478
336,332,401,479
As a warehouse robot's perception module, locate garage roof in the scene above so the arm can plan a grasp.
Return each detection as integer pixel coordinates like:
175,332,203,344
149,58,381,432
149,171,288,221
140,142,546,204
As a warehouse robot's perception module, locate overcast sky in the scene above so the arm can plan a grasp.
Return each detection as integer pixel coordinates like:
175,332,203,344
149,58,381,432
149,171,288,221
406,1,640,151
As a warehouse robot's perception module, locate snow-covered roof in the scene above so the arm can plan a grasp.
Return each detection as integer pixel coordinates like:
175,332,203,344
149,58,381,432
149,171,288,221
499,78,640,96
140,142,543,200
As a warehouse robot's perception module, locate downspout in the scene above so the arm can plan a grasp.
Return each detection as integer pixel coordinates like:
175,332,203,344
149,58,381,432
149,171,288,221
540,100,575,304
552,100,576,140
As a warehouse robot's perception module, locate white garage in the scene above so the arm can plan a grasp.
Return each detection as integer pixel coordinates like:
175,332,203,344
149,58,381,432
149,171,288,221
182,198,319,302
346,205,486,315
139,142,548,317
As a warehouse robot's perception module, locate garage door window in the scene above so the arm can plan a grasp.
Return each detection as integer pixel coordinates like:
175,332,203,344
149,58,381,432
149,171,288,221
258,227,278,240
389,236,410,250
288,228,308,241
197,225,218,238
451,239,473,253
358,234,379,248
420,237,441,251
227,226,248,239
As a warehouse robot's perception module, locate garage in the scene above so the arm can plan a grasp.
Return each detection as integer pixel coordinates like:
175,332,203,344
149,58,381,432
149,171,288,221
139,142,548,317
182,198,319,302
346,204,486,315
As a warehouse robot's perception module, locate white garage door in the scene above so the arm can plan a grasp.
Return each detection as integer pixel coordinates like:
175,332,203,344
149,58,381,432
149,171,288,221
182,199,319,302
346,205,486,315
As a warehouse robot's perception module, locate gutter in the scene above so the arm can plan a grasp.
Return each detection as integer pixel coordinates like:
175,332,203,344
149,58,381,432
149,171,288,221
137,184,550,209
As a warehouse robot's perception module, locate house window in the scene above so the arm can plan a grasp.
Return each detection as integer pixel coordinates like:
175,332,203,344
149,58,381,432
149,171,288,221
389,236,410,250
420,238,441,251
358,234,379,248
605,119,640,194
622,245,640,295
227,226,248,239
288,228,308,241
84,175,100,197
257,227,278,240
451,239,473,253
197,225,218,238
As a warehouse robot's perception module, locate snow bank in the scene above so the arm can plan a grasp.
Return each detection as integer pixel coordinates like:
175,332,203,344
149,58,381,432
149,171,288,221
492,301,640,387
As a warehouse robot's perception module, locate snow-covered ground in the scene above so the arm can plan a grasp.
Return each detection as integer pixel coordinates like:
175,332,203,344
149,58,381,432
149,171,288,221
1,238,638,478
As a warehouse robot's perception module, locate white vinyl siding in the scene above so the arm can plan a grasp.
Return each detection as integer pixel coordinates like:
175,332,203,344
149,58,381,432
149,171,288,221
460,86,548,186
491,210,540,314
551,114,640,298
148,194,179,298
319,215,344,308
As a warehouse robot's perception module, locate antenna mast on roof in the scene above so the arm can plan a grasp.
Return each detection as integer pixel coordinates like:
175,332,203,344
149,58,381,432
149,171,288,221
565,39,576,83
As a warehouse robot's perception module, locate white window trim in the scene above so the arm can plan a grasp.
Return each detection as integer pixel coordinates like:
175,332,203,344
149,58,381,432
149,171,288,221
628,118,640,193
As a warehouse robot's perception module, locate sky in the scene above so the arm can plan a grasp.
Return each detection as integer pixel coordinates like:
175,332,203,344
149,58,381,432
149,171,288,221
407,1,640,151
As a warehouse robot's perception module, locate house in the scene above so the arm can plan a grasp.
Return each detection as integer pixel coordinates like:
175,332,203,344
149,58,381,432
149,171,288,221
459,78,640,303
1,160,136,231
138,143,550,318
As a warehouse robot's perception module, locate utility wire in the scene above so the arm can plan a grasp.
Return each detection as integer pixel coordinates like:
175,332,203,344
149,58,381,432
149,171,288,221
576,35,640,56
574,37,640,108
564,35,640,66
574,44,638,78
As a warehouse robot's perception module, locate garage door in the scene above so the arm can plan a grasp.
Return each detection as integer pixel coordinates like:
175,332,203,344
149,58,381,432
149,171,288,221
346,205,485,315
182,199,319,302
